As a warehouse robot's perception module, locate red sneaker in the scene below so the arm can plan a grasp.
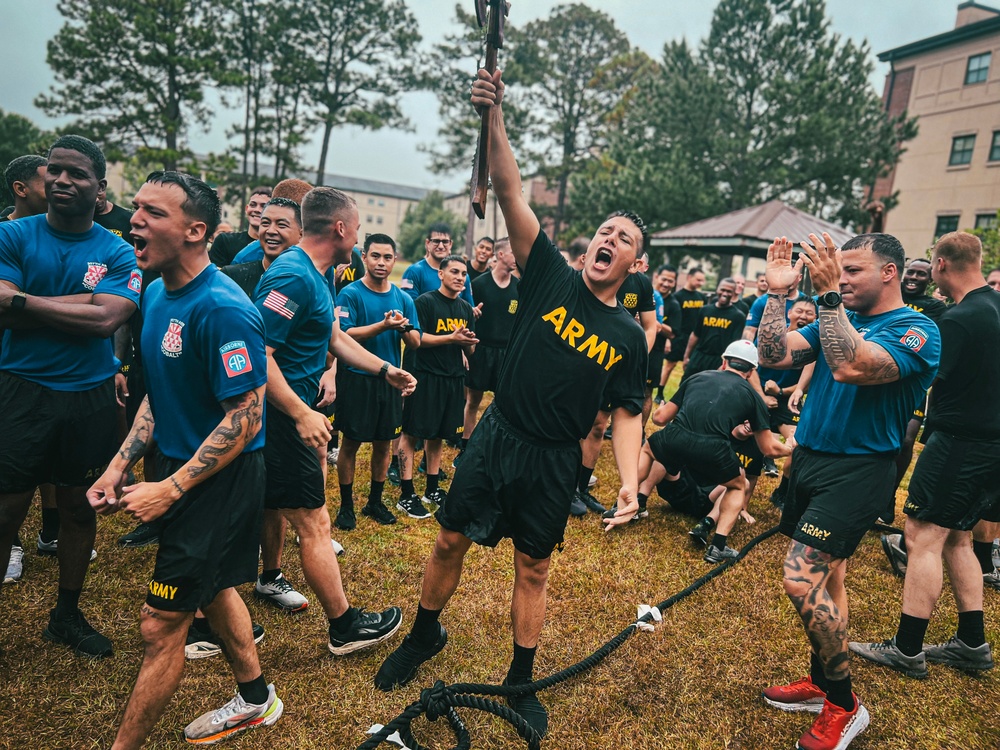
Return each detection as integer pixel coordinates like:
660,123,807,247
762,676,826,713
796,695,870,750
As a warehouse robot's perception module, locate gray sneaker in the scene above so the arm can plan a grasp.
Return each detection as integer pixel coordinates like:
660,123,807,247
4,545,24,584
985,569,1000,592
37,533,97,561
880,533,907,578
254,574,309,613
183,684,283,743
923,636,994,672
849,637,928,678
703,545,739,564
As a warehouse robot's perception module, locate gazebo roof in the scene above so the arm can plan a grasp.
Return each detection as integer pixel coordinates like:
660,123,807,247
649,200,854,256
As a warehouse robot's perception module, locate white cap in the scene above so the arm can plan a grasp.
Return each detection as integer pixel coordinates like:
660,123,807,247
722,339,759,368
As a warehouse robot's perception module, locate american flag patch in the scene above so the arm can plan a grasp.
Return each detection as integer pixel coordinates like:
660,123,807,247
263,290,299,320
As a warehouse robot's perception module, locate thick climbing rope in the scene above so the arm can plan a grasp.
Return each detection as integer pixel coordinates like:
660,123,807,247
358,524,784,750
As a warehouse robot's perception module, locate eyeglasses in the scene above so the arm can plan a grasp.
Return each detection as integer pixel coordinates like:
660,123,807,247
427,238,452,246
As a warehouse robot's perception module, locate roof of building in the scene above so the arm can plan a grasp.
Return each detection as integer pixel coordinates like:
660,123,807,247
649,200,854,252
878,4,1000,63
312,173,431,202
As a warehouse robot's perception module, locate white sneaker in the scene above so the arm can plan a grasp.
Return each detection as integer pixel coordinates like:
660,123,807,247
183,684,283,743
588,474,597,488
295,536,344,556
4,546,24,583
327,448,340,465
254,574,308,612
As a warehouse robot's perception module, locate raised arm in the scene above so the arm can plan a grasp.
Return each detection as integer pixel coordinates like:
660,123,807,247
471,69,540,270
757,237,817,370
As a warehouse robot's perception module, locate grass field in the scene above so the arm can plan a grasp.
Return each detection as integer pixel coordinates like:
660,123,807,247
2,386,999,749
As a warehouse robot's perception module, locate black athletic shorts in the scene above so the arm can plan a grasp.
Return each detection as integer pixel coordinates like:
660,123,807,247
648,423,743,487
148,450,264,612
466,343,505,393
656,473,713,518
679,350,721,382
646,348,665,389
666,334,689,363
0,372,118,493
335,368,402,443
437,404,581,560
980,490,1000,523
769,394,800,431
263,407,326,510
780,446,895,558
903,431,1000,531
402,372,465,441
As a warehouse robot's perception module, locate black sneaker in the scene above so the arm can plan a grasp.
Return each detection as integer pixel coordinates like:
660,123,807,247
503,678,548,738
452,449,465,468
43,609,113,658
422,488,447,511
576,489,606,513
386,463,401,486
568,494,588,517
704,545,739,564
397,493,432,519
186,622,265,660
362,501,397,526
689,517,715,547
117,521,161,547
763,457,780,478
768,485,786,509
374,623,448,691
334,506,357,531
328,606,403,656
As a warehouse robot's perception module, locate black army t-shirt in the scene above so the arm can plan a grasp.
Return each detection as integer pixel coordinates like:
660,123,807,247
209,231,253,267
95,203,134,243
926,286,1000,440
670,370,770,439
413,290,476,378
673,288,707,337
902,291,949,322
221,261,266,299
467,265,489,284
616,271,655,319
494,230,646,443
336,249,367,292
691,303,747,355
471,271,519,347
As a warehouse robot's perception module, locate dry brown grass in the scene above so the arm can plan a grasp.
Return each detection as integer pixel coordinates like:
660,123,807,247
2,386,999,749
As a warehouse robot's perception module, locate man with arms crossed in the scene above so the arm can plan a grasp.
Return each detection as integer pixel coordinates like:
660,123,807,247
373,68,647,738
757,232,939,750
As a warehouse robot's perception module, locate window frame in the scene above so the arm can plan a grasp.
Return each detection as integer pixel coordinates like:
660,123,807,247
990,131,1000,163
965,52,991,85
949,134,977,166
934,215,961,240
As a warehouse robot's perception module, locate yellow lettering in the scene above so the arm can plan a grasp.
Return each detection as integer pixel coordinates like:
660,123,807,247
436,319,448,333
561,318,585,346
605,347,623,371
542,306,567,334
343,268,355,281
737,453,752,467
577,334,608,364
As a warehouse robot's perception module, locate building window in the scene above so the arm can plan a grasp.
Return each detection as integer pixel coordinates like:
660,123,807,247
934,215,960,239
949,135,976,166
367,214,374,223
378,199,386,207
965,52,991,85
990,131,1000,162
376,216,384,225
368,197,375,205
975,213,998,230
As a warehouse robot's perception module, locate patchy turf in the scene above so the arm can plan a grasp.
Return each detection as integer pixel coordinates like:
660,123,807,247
2,390,999,749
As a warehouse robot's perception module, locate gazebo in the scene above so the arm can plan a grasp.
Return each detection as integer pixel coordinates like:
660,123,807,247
649,200,854,279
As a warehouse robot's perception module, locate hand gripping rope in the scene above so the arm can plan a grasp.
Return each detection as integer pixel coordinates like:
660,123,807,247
358,524,783,750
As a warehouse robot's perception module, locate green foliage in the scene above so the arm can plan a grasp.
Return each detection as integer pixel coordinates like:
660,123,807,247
971,211,1000,272
396,191,467,261
0,110,52,205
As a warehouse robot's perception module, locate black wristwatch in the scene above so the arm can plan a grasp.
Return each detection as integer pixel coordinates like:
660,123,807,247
10,291,27,310
378,362,390,380
817,291,843,308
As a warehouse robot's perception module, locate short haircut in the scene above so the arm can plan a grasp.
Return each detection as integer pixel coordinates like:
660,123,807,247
755,271,766,279
364,232,397,253
440,254,467,270
301,187,356,236
494,236,511,254
5,155,47,197
606,209,648,249
988,267,1000,277
656,264,677,275
566,237,589,260
476,236,495,246
791,297,817,309
249,185,272,200
145,171,221,240
907,257,931,267
842,232,905,273
427,222,452,239
933,231,982,270
718,277,736,287
263,197,301,226
688,266,704,275
272,179,312,204
48,135,106,179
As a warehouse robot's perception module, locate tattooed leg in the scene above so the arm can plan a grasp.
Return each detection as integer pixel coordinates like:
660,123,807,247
783,540,850,681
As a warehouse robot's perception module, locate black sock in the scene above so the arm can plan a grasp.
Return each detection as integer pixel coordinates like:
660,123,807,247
710,533,728,550
330,433,339,449
40,507,60,543
973,540,995,574
237,675,269,705
957,610,986,648
390,455,400,469
637,492,648,509
460,438,469,450
13,533,22,548
426,473,439,494
329,607,357,635
259,568,281,585
54,586,81,617
401,478,415,497
810,652,829,691
507,642,537,683
339,483,353,510
894,613,929,656
778,475,789,492
368,480,385,506
578,466,594,493
411,604,442,646
191,616,212,635
824,675,854,712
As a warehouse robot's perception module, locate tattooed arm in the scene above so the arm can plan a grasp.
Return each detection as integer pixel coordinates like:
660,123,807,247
88,396,156,514
756,293,817,369
817,305,900,385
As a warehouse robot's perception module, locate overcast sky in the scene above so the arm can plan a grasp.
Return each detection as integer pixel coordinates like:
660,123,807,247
2,0,960,192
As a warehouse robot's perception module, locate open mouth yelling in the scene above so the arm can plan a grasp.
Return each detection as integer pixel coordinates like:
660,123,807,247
593,248,613,270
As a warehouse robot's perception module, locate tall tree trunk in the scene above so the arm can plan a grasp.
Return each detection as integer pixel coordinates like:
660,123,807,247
316,117,334,186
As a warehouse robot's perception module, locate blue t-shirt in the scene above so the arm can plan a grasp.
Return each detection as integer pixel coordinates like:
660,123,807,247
141,265,267,460
338,280,420,373
401,258,474,305
653,289,665,324
795,307,940,454
253,247,334,405
0,215,140,390
239,241,340,303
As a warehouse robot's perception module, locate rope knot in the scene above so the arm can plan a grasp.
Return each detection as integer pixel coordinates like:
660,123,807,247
419,680,451,722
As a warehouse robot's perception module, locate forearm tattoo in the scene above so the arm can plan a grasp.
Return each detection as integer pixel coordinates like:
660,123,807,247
818,307,899,383
784,541,849,680
757,295,788,365
184,387,264,483
119,397,154,466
